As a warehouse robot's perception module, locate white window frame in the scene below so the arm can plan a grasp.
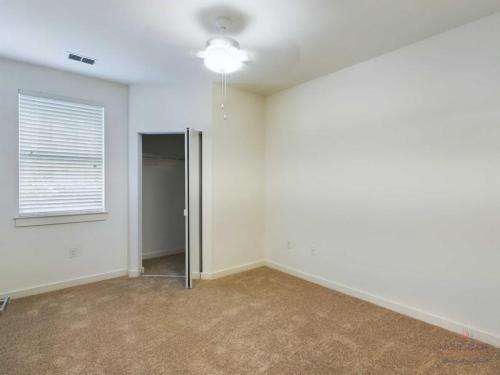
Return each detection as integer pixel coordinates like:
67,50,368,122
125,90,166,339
15,90,107,226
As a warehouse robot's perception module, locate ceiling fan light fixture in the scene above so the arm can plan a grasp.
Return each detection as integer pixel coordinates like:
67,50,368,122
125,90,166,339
199,37,247,74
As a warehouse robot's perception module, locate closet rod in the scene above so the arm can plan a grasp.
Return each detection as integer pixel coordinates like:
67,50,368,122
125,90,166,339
143,152,184,161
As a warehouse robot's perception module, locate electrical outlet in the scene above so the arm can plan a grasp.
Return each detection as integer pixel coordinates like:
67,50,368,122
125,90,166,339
310,246,317,256
287,241,293,250
69,248,80,259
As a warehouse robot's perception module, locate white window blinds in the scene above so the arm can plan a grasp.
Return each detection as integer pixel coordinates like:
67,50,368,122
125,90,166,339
18,92,105,216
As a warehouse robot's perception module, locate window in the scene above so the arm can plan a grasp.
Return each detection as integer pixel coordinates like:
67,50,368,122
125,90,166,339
18,91,105,217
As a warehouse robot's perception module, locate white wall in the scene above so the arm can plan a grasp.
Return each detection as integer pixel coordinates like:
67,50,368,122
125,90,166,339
0,57,129,296
210,85,266,272
142,159,185,259
265,13,500,346
128,83,213,275
129,83,266,276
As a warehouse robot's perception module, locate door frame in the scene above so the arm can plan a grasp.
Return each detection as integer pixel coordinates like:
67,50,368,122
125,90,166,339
185,128,203,288
135,131,202,281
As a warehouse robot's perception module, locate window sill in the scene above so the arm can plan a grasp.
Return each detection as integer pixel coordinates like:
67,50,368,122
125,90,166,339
15,212,108,227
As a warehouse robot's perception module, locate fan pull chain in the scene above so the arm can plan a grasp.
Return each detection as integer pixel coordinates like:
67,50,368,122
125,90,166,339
220,71,228,120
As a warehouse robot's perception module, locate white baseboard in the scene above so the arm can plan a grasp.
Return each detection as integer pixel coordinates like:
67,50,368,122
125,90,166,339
6,257,497,348
142,248,184,260
4,269,128,299
201,260,265,280
264,260,500,348
128,269,141,278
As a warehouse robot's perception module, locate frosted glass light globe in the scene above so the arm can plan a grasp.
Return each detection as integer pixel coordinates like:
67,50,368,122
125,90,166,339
199,37,247,74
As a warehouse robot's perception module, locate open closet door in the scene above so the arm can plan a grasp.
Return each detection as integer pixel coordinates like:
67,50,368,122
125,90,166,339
185,128,202,289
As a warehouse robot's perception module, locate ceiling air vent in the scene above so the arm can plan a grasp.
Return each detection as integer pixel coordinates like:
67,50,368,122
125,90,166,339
81,57,95,65
67,52,96,65
68,53,82,62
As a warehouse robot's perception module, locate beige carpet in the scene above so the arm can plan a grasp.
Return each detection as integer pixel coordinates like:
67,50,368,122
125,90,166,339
143,253,185,277
0,267,498,374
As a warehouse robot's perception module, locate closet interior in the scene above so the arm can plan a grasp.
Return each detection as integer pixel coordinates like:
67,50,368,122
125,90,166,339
141,134,185,280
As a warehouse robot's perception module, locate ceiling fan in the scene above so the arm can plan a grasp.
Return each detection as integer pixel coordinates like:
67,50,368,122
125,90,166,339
197,16,249,120
197,16,249,74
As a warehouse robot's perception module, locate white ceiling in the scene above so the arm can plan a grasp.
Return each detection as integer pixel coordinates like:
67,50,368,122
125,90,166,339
1,0,499,95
